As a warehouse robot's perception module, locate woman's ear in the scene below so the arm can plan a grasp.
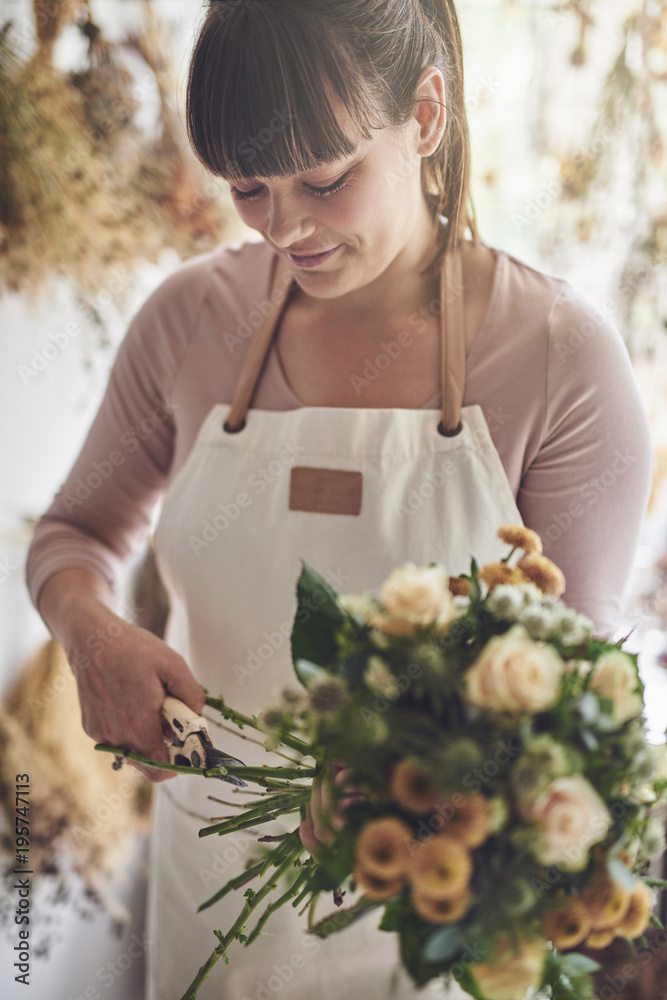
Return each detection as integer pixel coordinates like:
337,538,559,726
414,66,447,157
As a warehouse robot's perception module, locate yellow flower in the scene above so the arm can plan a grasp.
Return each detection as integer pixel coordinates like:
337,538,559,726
390,760,443,816
497,524,543,554
516,553,566,597
439,794,492,849
585,926,616,950
471,936,547,1000
353,866,405,901
478,562,527,590
540,896,592,949
355,817,414,881
581,869,631,930
613,881,652,939
408,836,472,900
411,887,471,924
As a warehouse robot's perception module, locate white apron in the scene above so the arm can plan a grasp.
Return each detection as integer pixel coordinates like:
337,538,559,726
147,240,524,1000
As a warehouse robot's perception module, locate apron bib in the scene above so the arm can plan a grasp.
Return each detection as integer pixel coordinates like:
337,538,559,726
147,242,524,1000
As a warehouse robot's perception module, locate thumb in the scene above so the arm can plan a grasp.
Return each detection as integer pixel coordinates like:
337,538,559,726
161,660,206,714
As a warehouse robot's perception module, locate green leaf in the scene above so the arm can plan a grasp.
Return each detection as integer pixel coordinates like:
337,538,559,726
291,561,345,669
423,926,466,964
294,658,331,688
560,953,601,976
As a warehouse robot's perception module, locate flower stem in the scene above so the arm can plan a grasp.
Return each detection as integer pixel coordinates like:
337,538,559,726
180,841,304,999
205,695,314,756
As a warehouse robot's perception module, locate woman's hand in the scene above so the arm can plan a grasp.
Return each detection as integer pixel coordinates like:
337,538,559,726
63,598,206,784
299,761,362,859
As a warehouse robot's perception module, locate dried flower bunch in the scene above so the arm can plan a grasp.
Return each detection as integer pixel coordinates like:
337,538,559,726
96,524,667,1000
0,0,233,326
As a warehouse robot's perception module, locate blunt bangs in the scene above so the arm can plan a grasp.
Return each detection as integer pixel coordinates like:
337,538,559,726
186,2,388,182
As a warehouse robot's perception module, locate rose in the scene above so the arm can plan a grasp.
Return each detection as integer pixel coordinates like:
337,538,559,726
528,775,611,870
589,650,643,724
471,936,547,1000
463,623,564,713
370,563,455,637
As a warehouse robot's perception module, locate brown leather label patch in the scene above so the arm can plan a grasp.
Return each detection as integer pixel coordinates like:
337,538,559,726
289,467,363,516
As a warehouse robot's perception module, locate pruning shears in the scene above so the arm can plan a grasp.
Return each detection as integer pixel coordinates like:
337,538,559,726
161,696,248,787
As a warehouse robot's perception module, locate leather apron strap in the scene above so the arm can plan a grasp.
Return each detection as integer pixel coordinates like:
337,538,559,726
223,245,466,436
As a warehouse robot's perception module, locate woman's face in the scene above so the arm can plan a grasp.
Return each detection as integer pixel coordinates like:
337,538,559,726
228,81,443,303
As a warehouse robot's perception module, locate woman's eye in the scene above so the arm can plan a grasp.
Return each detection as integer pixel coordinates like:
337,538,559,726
307,175,349,198
231,174,349,202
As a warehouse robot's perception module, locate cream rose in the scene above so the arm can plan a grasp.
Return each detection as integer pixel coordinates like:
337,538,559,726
370,563,453,636
530,775,611,870
589,650,643,724
471,936,547,1000
463,623,564,714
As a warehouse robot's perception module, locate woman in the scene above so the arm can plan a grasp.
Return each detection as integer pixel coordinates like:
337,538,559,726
25,1,653,998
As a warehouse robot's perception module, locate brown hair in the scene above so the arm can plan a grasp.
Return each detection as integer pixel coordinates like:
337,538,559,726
186,0,481,272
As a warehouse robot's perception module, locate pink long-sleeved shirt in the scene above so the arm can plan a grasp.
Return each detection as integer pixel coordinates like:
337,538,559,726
25,238,653,641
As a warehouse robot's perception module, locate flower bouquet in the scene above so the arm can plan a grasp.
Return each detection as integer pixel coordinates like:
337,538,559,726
97,525,667,1000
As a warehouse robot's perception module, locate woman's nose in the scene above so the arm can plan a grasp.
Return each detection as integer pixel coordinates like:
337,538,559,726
264,196,318,250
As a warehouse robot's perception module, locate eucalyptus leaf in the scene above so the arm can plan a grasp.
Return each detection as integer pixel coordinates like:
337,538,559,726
607,857,635,891
578,692,599,725
294,659,331,689
580,728,599,751
423,926,465,964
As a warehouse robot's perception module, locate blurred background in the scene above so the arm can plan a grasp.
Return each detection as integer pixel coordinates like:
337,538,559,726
1,1,666,997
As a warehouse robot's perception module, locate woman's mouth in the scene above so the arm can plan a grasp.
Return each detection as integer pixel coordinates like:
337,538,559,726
287,245,342,268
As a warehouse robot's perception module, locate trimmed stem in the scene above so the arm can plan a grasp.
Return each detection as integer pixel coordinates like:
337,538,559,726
95,743,315,783
181,842,304,999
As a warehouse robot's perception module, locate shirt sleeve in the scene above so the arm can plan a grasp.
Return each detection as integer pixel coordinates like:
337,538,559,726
517,284,653,641
24,261,209,614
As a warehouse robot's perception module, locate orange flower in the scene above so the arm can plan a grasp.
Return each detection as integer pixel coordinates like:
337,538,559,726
614,881,652,939
439,795,492,849
448,576,470,597
390,760,443,816
584,926,616,950
478,562,528,590
497,524,543,554
353,866,404,901
516,553,566,597
540,896,592,949
411,887,471,924
355,817,413,880
408,835,472,900
581,870,631,930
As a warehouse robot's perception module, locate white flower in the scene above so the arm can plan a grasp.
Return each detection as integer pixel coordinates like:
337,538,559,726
486,584,525,620
339,592,380,623
589,650,643,725
371,562,455,636
651,742,667,781
530,775,611,870
517,604,559,641
463,623,564,714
